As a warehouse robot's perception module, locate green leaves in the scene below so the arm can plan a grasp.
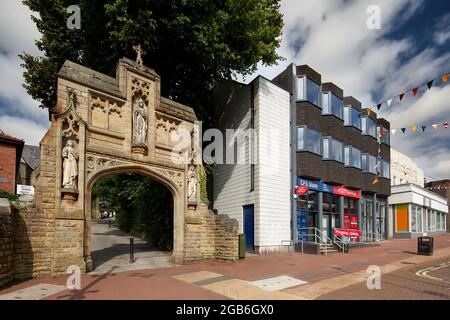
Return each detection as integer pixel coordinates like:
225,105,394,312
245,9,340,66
21,0,283,117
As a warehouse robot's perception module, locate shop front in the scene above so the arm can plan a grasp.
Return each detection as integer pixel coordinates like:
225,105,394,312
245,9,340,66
295,177,361,241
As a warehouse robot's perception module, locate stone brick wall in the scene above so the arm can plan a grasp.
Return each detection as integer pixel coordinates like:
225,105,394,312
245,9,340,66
214,214,239,260
0,198,13,287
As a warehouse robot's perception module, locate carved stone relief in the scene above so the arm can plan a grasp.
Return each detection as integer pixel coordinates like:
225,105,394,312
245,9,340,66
86,155,125,181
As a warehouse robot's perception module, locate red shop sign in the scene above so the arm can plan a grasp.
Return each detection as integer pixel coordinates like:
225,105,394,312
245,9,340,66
334,228,362,239
332,185,361,199
295,185,309,196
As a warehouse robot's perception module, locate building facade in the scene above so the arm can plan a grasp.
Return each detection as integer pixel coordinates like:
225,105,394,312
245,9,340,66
0,131,24,194
212,77,291,254
272,64,391,242
390,183,447,238
425,179,450,232
391,148,424,187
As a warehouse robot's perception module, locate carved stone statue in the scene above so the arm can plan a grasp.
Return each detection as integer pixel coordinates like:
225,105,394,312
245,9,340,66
133,98,148,145
187,164,197,202
62,140,79,190
132,44,144,67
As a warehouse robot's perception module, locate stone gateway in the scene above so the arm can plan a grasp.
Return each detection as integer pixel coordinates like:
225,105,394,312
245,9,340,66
10,56,238,280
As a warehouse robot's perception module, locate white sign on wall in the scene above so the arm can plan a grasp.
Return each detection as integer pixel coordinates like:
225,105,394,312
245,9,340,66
17,184,35,195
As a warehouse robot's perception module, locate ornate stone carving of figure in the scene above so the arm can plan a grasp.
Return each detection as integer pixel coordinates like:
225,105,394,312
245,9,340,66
62,140,79,189
133,98,148,144
187,164,197,202
132,44,144,67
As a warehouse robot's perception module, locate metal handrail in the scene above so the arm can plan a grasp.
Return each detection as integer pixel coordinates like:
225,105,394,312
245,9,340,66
298,227,344,254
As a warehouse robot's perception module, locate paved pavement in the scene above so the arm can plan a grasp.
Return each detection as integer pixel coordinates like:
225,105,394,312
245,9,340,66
89,220,175,274
1,233,450,300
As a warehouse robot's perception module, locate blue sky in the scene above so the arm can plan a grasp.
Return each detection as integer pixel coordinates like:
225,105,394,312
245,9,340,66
0,0,449,178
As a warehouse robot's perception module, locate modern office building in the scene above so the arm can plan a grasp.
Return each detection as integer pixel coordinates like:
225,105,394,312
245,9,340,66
212,76,291,254
272,64,391,242
212,63,391,254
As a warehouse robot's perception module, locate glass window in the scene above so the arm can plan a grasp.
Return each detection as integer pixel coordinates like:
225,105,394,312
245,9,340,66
362,154,377,174
297,126,321,155
297,127,304,150
411,205,417,232
296,76,305,100
307,78,320,106
331,93,343,119
343,106,361,129
352,148,361,169
362,116,376,138
323,138,329,158
323,137,343,162
344,146,350,166
322,92,330,113
377,126,390,145
382,160,390,179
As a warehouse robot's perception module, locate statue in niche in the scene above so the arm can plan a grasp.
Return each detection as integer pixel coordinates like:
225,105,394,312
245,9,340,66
187,164,197,202
133,97,148,145
62,139,79,190
132,44,144,67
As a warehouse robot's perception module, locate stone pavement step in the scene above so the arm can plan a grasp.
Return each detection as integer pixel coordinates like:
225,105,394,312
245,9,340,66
283,247,450,300
0,284,67,300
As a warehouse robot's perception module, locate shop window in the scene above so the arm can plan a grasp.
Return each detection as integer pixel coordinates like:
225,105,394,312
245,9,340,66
323,137,343,162
362,116,376,138
297,126,321,155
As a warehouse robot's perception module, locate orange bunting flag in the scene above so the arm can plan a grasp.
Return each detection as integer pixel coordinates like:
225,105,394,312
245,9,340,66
399,93,406,101
432,124,439,129
372,178,380,185
367,107,372,116
411,125,417,133
412,87,419,96
443,73,449,82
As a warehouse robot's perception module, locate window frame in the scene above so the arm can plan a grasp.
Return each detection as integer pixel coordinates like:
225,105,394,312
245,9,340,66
361,116,377,138
343,105,361,130
296,76,321,108
362,153,377,174
322,91,343,119
344,145,362,169
297,125,322,156
322,136,344,163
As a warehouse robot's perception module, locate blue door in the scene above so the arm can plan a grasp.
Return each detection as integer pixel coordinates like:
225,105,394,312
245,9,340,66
243,205,254,252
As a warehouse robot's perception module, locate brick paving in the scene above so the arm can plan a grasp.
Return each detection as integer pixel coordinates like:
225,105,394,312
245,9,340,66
1,233,449,300
317,258,450,300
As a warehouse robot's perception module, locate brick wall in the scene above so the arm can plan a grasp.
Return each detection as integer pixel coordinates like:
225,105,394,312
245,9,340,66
0,144,18,194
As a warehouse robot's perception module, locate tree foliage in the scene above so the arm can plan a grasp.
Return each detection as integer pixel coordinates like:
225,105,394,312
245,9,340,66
92,173,173,250
21,0,283,120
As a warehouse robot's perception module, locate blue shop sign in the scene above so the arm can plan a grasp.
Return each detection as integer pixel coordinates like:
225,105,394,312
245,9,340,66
297,177,332,193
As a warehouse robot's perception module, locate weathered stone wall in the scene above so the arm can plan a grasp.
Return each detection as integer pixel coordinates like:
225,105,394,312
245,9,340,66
214,214,239,260
0,199,13,287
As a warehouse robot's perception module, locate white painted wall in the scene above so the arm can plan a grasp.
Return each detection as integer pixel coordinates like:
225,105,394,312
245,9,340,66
212,77,291,251
254,78,291,249
391,148,424,187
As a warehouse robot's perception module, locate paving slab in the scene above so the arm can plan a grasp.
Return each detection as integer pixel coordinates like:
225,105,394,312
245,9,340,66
249,275,307,292
0,284,67,300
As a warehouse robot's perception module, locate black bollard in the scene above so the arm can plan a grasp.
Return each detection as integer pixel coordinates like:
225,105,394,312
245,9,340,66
129,237,134,263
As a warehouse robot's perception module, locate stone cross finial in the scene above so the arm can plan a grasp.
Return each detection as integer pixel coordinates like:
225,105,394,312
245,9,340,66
132,44,144,67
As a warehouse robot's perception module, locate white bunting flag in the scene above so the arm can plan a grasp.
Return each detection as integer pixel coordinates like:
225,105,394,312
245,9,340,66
386,99,393,107
391,129,397,135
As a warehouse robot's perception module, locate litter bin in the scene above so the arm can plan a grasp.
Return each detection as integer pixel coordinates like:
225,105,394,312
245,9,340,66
238,234,246,259
417,236,433,256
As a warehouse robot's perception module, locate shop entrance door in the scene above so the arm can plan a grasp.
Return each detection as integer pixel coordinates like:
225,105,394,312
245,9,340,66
322,214,339,242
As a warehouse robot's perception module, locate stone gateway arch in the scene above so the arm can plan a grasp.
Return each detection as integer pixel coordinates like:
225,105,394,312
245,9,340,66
15,57,238,278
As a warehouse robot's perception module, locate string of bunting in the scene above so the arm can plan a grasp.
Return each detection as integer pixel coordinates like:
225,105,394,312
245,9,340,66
366,71,450,114
390,121,449,135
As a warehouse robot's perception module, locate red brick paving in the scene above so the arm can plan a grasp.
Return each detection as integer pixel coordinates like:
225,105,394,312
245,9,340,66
1,234,450,300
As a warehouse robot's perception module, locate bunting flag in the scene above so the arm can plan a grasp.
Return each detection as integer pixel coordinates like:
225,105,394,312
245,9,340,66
390,121,448,135
367,107,372,116
367,71,449,112
372,178,380,185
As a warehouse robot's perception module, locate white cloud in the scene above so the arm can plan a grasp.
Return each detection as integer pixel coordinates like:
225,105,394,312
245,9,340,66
0,114,49,145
